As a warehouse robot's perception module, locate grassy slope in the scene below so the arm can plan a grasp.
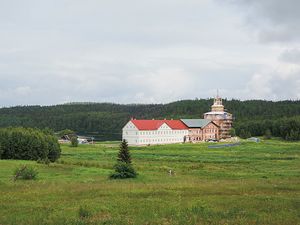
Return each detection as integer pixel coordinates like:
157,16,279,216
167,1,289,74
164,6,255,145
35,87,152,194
0,140,299,225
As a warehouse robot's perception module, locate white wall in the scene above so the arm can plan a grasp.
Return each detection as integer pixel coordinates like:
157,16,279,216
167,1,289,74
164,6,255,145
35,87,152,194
122,122,189,146
122,121,139,145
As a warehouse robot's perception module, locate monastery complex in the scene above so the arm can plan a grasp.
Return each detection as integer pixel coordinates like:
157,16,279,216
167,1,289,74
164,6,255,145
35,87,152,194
122,95,233,146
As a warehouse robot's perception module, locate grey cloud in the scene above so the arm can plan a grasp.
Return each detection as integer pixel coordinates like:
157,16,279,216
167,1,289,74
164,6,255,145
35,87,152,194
223,0,300,43
279,49,300,64
0,0,298,106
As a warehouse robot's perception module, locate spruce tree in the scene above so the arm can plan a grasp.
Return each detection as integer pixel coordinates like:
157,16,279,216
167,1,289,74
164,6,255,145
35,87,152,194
117,140,131,163
110,140,137,179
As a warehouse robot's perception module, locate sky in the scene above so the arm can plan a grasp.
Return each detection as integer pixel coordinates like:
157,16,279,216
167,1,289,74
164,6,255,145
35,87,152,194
0,0,299,106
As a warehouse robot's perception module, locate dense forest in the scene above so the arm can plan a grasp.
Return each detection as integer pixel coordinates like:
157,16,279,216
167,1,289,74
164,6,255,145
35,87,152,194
0,99,299,140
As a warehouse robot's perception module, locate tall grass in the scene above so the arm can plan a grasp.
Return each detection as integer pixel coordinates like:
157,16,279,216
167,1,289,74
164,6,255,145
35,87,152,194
0,140,299,224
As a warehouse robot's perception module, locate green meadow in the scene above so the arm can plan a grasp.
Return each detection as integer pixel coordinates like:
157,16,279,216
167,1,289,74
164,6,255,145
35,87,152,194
0,140,299,225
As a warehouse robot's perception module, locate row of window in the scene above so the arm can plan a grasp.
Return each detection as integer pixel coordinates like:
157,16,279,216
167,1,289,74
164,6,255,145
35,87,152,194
139,130,186,135
125,131,187,135
191,134,215,141
204,129,217,133
125,129,217,135
138,138,182,143
190,129,217,134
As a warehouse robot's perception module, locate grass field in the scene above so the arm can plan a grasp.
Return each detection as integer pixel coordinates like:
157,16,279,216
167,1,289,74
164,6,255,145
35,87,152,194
0,140,299,225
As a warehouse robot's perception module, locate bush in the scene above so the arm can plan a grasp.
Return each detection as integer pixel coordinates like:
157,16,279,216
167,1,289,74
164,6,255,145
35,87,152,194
37,158,50,165
110,162,137,179
70,136,78,147
285,129,300,141
0,127,61,162
13,165,38,181
239,129,251,139
229,128,236,137
78,206,91,219
0,144,3,159
264,129,272,140
46,135,61,162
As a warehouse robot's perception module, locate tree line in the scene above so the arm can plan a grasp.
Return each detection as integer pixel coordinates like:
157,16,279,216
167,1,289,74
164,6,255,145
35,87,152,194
235,116,300,140
0,127,61,161
0,99,299,140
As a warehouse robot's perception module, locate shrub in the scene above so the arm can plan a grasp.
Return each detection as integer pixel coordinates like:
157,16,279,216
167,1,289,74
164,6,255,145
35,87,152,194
37,158,50,165
110,162,137,179
285,129,300,141
0,127,61,162
0,144,3,159
13,165,38,181
46,135,61,162
70,136,78,147
264,129,272,140
239,129,251,139
229,128,236,137
78,206,91,219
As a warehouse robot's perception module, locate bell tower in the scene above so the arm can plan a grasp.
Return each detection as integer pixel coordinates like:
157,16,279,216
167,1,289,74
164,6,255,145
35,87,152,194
211,90,224,112
204,90,233,140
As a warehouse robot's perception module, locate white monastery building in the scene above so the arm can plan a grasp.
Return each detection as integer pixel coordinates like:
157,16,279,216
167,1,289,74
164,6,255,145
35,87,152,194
122,95,233,146
122,119,189,146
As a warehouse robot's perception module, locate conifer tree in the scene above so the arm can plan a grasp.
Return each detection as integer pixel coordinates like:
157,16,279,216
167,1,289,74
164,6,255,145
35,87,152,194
110,140,137,179
117,140,131,163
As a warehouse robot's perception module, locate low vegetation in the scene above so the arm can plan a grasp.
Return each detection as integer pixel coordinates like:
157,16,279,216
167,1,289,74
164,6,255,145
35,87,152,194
78,205,91,219
0,140,299,224
13,165,38,181
0,127,61,162
70,136,78,147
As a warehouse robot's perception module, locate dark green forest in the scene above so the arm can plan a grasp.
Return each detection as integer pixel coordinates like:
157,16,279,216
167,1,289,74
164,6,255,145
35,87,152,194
0,127,61,161
0,99,299,140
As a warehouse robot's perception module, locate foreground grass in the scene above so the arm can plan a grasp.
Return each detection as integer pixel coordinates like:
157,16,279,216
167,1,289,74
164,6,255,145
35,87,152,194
0,140,299,225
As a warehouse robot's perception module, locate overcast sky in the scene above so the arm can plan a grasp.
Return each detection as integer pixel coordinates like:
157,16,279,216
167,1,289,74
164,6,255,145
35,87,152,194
0,0,299,106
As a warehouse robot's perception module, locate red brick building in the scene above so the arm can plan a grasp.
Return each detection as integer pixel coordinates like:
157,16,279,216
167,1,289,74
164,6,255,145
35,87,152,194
204,95,233,139
181,119,219,142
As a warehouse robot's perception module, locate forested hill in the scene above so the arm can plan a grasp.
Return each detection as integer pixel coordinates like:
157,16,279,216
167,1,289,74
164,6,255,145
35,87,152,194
0,99,300,140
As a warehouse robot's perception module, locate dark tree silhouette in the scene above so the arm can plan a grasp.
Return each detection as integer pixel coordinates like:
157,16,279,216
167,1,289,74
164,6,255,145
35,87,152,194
0,99,299,140
110,140,137,179
117,140,131,163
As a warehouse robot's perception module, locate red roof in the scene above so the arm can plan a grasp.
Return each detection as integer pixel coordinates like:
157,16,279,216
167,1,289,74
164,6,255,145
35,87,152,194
130,119,188,130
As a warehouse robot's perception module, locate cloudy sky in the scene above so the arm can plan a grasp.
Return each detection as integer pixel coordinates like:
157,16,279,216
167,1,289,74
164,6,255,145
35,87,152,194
0,0,299,106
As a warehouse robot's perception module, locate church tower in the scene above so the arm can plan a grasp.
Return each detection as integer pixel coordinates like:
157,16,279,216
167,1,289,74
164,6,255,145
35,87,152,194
204,92,233,140
211,94,224,112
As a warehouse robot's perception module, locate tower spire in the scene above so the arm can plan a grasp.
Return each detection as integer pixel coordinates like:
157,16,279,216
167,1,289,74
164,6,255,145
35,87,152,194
212,90,224,112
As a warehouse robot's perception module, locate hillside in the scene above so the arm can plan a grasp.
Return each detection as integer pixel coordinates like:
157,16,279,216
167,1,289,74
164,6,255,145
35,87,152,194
0,99,300,140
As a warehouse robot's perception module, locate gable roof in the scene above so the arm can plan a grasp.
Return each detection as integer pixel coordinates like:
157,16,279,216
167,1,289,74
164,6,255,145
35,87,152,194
130,119,188,131
180,119,214,128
